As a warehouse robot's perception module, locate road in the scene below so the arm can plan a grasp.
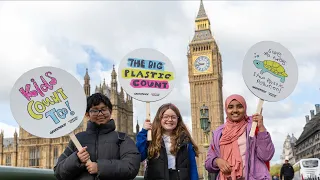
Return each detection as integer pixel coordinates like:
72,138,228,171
293,171,300,180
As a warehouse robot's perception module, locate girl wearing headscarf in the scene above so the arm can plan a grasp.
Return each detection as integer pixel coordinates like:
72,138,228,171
205,94,275,180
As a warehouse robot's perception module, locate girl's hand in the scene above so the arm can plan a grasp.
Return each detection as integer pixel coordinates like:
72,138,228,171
252,113,266,132
143,119,152,130
215,158,232,175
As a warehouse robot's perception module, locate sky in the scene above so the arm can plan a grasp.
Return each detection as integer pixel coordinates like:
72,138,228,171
0,1,320,165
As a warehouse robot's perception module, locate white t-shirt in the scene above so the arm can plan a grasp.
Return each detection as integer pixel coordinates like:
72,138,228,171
162,134,176,169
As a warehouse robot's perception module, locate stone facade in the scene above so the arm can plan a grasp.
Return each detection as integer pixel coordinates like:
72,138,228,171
280,134,297,164
0,67,138,169
187,0,224,178
0,131,18,166
294,104,320,162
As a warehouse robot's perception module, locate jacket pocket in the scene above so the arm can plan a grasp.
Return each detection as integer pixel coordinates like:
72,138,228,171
145,161,165,179
177,168,189,180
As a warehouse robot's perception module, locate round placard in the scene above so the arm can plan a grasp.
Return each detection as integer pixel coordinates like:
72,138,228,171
242,41,298,102
10,66,86,138
118,48,176,102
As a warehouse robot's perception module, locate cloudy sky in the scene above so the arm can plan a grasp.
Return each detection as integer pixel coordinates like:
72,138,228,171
0,1,320,165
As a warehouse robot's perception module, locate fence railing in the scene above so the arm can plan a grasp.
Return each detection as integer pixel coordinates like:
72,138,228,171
0,165,144,180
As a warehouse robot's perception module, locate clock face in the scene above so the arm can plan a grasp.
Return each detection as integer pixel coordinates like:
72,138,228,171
194,56,210,72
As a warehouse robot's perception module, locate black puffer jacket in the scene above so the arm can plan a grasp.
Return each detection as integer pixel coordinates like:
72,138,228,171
144,134,191,180
54,119,141,180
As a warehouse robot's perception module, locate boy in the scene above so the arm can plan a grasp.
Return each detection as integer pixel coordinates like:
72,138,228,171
54,93,141,180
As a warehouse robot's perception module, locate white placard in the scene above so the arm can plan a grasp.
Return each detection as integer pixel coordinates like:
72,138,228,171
10,66,86,138
242,41,298,102
118,48,176,102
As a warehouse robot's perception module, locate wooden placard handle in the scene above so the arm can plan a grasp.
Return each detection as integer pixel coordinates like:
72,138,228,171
69,132,92,163
146,102,152,141
249,98,264,137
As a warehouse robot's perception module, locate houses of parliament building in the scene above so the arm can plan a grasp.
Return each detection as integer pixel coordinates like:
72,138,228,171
0,66,139,169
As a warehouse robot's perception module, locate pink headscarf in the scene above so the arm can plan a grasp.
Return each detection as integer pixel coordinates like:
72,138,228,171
219,94,249,180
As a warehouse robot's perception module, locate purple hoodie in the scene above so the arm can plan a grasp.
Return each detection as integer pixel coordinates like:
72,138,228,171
205,117,275,180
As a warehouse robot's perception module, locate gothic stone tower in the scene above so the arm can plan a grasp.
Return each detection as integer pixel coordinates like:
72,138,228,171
84,68,91,97
187,0,224,177
93,65,134,139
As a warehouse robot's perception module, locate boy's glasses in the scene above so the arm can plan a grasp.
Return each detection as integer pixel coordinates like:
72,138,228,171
89,109,110,116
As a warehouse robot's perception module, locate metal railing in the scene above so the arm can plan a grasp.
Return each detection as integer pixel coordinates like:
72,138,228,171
0,165,144,180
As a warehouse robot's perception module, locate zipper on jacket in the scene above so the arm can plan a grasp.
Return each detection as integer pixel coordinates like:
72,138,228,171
95,129,99,160
177,169,180,180
175,143,180,169
175,143,182,180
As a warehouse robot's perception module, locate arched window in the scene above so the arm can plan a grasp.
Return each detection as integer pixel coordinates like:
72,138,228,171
53,147,59,165
5,154,11,166
29,147,40,167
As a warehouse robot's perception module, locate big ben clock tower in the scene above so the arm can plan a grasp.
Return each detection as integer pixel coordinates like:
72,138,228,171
187,0,224,177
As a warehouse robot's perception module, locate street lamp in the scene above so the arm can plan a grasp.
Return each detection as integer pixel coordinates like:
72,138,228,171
200,104,210,147
200,104,211,180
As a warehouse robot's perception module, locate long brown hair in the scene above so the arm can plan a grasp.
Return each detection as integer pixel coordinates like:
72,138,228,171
148,103,199,159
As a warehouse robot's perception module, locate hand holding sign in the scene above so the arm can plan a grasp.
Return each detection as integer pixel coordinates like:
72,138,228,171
10,66,91,162
144,119,152,130
118,48,176,141
242,41,298,137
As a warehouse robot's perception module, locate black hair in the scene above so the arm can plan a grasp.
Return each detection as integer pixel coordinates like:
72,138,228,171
86,93,112,113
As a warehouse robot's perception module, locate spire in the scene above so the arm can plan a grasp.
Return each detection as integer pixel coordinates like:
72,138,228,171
120,87,124,102
0,130,3,143
111,64,117,79
111,64,118,91
14,129,17,142
102,78,107,89
120,87,124,94
136,117,140,133
196,0,208,19
191,0,213,42
83,68,91,96
84,68,90,80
